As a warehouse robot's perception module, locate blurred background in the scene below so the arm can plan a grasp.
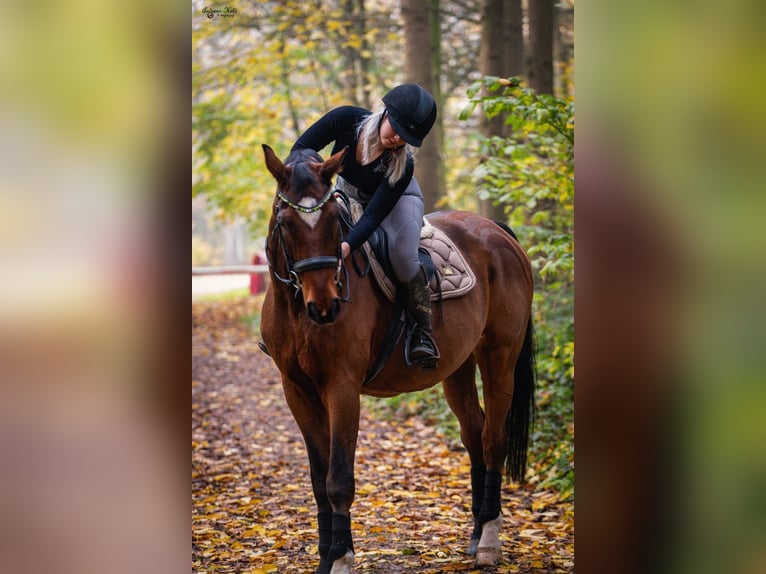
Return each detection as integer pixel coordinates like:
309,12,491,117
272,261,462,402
576,1,766,572
0,0,187,572
0,0,764,571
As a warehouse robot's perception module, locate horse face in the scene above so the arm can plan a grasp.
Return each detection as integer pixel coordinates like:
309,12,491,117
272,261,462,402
281,203,342,324
263,145,347,324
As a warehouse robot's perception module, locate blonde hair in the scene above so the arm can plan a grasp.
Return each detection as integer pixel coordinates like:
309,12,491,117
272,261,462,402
356,108,415,186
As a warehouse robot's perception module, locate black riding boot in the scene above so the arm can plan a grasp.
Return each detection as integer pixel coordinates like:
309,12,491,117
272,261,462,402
403,267,440,369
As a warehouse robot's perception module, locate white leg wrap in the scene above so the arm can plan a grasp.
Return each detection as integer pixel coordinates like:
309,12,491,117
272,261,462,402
329,550,355,574
475,515,503,566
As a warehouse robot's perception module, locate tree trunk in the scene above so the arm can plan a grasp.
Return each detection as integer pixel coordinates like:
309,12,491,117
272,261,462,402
527,0,554,95
341,0,360,105
280,34,301,136
402,0,445,213
477,0,523,221
503,0,524,90
358,0,372,108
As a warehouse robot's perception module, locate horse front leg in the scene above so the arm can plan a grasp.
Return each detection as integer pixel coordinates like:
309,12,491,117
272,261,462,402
281,378,337,574
282,373,360,573
307,443,334,574
323,382,360,574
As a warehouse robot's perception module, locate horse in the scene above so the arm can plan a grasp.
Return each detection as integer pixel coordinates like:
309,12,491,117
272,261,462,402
259,144,536,573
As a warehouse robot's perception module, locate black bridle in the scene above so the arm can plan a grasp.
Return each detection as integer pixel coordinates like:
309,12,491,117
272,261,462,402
265,184,352,301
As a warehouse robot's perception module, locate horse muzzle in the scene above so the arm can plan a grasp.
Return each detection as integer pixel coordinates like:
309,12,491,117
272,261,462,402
306,298,341,324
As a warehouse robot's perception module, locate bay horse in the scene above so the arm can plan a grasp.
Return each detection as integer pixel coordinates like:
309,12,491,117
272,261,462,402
259,144,535,573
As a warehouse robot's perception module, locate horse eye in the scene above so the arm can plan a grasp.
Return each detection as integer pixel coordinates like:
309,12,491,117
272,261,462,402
276,206,296,226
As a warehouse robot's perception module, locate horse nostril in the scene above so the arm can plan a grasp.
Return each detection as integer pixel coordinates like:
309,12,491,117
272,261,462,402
306,301,337,324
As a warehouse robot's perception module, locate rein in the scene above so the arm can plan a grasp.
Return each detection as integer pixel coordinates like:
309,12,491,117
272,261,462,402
333,189,371,278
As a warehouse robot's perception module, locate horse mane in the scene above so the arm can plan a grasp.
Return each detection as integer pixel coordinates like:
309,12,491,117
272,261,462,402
284,148,325,200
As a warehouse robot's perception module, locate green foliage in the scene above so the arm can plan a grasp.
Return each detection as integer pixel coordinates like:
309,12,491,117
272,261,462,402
196,287,251,302
461,77,575,494
192,234,218,266
240,309,261,332
192,1,404,239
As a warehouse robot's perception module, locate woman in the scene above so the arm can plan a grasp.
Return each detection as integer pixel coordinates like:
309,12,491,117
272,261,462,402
291,83,439,368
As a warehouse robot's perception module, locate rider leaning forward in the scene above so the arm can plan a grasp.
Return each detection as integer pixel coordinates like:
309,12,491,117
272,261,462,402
291,83,440,368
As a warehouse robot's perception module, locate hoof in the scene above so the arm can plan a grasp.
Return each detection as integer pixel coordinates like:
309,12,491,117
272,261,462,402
474,515,502,566
329,550,355,574
467,537,480,556
475,546,502,566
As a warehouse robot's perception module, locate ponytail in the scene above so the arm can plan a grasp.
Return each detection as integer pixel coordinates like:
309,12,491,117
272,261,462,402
356,109,415,186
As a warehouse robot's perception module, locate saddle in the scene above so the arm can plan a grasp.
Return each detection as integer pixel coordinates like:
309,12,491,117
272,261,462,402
343,197,476,301
336,191,476,383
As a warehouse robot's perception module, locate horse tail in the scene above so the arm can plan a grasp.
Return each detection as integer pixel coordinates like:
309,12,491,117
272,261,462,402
492,219,536,484
506,317,536,483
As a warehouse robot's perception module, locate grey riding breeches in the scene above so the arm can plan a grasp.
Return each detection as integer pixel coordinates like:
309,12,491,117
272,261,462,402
337,176,424,283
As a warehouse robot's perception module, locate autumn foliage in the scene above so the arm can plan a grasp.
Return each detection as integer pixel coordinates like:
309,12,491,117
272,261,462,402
192,298,573,572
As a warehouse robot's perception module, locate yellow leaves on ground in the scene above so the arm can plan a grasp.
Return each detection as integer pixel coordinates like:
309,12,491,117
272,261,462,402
242,565,277,574
193,299,574,573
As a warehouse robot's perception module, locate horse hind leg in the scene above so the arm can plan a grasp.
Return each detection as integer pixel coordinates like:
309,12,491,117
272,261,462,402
441,356,487,556
328,550,354,574
472,337,526,567
476,515,504,567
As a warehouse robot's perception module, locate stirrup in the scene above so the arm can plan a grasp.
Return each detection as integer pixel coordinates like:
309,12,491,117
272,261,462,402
404,325,439,370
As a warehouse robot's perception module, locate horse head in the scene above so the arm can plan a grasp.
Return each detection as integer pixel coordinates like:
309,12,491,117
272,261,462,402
263,144,348,324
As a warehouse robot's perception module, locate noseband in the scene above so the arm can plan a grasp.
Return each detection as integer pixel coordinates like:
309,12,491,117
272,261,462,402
266,185,351,300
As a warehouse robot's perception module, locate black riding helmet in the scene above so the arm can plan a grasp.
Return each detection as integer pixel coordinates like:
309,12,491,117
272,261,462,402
382,84,437,147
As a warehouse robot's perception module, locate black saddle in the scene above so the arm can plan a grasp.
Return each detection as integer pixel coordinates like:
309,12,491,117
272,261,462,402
367,227,437,284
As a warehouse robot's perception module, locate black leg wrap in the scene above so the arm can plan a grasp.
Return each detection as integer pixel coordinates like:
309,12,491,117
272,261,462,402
470,465,487,543
315,510,333,573
470,466,487,519
467,466,487,555
477,470,503,525
327,512,354,563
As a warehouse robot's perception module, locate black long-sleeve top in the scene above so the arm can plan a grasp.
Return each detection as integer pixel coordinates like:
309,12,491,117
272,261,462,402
291,106,415,251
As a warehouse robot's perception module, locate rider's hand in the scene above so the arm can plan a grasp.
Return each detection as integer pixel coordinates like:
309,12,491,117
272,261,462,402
341,242,351,260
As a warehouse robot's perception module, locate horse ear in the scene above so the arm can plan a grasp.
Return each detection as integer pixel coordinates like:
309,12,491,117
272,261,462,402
263,144,286,183
319,146,347,184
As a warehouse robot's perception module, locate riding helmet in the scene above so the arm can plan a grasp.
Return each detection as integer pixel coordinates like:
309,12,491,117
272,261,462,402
382,84,437,147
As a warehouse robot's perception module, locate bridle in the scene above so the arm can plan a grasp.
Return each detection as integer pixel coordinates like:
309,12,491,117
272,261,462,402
265,183,351,301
